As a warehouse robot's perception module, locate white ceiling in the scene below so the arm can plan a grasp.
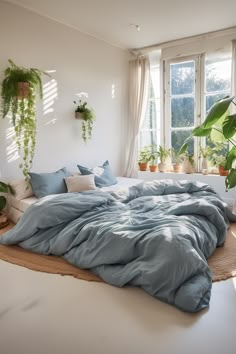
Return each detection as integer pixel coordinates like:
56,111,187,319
7,0,236,50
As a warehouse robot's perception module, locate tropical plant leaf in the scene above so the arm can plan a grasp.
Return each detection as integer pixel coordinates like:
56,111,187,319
203,96,234,129
210,112,228,143
192,125,212,137
178,143,188,156
0,181,9,193
222,114,236,139
225,168,236,190
225,146,236,170
0,196,6,211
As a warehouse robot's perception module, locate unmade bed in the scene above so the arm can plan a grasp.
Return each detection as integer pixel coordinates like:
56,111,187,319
2,179,235,313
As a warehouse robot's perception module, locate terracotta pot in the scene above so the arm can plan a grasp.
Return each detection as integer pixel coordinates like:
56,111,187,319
17,82,30,99
218,165,229,176
173,163,181,173
139,162,148,171
158,162,166,172
149,165,157,172
75,111,83,119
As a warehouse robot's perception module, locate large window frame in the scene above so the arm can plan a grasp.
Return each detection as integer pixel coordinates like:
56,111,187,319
164,55,201,168
163,51,232,171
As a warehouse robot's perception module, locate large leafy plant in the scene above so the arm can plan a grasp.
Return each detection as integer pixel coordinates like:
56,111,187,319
74,100,95,143
0,182,13,211
1,59,47,180
179,96,236,189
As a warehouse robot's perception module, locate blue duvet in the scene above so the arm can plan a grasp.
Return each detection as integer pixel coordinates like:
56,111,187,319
1,179,234,312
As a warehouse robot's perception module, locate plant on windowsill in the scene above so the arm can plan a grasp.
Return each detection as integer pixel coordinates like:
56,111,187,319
199,146,212,175
0,181,14,228
157,146,172,172
147,145,158,172
179,144,195,174
1,59,48,181
138,146,150,171
73,100,95,143
207,142,229,176
171,148,184,173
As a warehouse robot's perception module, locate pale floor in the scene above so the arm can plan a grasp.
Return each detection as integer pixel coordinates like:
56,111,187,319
0,261,236,354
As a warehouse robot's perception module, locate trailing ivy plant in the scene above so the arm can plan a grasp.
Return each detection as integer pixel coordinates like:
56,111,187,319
179,96,236,190
1,59,48,180
74,100,95,143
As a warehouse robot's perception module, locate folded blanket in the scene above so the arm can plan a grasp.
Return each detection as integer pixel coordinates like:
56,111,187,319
1,179,234,312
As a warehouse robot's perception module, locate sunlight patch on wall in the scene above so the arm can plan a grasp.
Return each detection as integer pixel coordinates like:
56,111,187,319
6,126,19,163
43,79,58,115
111,84,115,99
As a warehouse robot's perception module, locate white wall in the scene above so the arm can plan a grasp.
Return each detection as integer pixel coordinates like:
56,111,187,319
0,1,130,181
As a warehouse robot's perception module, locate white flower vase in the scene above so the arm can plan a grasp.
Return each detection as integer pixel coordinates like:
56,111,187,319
201,158,208,175
183,158,194,174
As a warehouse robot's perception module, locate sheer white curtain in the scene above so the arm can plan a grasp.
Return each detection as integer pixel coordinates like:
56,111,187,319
232,40,236,106
124,56,150,177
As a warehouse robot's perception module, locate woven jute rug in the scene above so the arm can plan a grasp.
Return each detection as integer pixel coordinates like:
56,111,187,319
0,223,235,283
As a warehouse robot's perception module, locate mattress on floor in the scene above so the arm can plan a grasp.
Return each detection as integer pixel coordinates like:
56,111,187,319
8,177,143,222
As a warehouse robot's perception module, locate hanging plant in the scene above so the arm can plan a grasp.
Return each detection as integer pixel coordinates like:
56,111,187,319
73,100,95,143
1,59,48,180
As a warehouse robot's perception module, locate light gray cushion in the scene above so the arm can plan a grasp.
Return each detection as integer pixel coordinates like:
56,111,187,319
65,175,96,192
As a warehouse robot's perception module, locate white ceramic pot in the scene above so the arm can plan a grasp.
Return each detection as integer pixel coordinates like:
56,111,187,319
158,162,166,172
182,158,194,174
201,158,208,174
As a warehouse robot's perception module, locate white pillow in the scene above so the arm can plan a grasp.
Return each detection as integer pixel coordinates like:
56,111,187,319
10,179,33,200
65,175,96,193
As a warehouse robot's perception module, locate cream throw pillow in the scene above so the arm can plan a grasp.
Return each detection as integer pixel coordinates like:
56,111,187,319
65,174,96,192
10,179,33,200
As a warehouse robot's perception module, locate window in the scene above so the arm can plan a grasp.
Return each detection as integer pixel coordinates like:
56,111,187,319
167,58,198,156
140,48,232,172
139,65,160,149
164,50,232,169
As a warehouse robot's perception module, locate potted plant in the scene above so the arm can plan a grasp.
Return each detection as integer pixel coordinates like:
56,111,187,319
0,181,13,228
157,146,171,172
172,148,184,172
182,153,195,174
199,146,211,174
138,146,150,171
147,145,158,172
1,59,48,180
73,100,95,143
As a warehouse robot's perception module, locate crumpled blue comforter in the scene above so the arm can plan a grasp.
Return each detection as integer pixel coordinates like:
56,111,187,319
1,179,234,312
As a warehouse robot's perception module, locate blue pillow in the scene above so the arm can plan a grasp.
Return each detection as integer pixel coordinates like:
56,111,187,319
77,160,117,187
29,167,71,198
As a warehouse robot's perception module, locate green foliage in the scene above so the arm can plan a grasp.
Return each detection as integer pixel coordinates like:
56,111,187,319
207,142,228,167
1,59,47,180
180,96,236,189
199,146,212,159
138,146,150,163
74,100,95,143
172,147,185,164
157,145,171,163
0,181,13,211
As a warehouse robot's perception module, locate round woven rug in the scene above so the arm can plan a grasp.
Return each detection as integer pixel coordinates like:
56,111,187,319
0,223,236,283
